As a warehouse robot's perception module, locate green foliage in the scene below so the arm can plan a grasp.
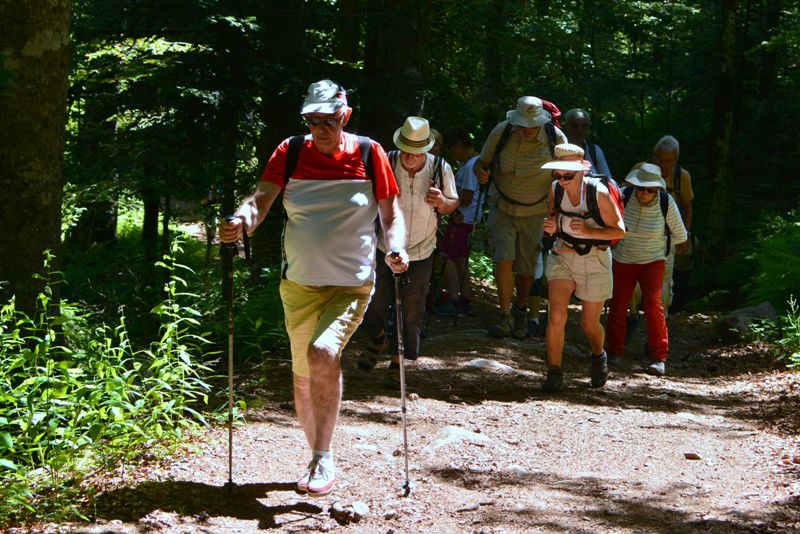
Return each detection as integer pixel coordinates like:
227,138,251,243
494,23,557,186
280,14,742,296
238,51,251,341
742,211,800,311
778,296,800,369
0,247,214,526
469,251,495,284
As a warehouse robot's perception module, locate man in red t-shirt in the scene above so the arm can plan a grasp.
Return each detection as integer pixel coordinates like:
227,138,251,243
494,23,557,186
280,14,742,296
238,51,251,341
221,80,409,498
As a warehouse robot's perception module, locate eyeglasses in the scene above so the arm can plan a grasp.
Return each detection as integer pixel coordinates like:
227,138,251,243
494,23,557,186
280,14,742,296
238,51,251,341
635,186,659,194
552,172,576,181
303,114,343,128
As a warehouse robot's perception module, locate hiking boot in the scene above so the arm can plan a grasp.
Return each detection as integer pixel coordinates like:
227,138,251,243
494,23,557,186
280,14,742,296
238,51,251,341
488,312,513,338
459,297,472,316
357,333,388,372
590,351,608,388
306,455,336,498
646,360,666,377
296,460,314,494
511,304,529,340
433,300,461,317
384,365,401,390
542,367,564,393
606,352,621,367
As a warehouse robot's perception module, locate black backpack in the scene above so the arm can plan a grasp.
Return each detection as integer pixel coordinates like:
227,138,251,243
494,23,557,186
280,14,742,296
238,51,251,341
621,186,672,257
552,174,625,255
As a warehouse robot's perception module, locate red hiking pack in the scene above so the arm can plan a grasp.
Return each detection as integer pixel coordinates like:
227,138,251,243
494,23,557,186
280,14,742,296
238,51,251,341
542,99,561,129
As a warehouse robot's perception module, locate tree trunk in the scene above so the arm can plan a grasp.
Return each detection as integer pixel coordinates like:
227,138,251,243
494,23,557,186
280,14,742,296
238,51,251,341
0,0,71,316
141,175,160,265
481,0,506,139
707,0,737,254
362,1,432,144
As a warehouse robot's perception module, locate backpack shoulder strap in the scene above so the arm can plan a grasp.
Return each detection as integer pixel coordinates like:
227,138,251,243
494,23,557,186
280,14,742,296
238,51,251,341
673,164,682,199
490,123,514,169
623,185,634,206
660,189,671,256
284,135,306,182
553,183,564,215
584,179,605,227
659,190,669,220
586,140,599,168
357,135,373,179
544,122,556,158
356,135,377,198
432,154,443,189
388,149,399,172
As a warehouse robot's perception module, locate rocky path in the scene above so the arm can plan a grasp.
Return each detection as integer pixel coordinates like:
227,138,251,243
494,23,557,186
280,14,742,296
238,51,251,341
60,287,800,533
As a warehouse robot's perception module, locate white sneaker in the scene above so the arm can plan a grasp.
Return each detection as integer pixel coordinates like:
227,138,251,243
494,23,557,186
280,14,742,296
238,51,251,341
296,460,314,493
306,455,336,497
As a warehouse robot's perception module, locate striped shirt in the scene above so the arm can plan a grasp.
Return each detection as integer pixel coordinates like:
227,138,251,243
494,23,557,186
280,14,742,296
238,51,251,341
613,187,688,265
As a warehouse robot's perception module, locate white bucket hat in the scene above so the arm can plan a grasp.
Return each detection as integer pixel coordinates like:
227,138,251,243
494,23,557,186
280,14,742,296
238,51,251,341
300,79,348,115
625,163,667,189
507,96,551,128
393,116,435,154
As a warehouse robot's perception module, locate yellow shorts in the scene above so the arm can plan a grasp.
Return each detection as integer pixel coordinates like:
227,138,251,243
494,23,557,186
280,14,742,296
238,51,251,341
546,246,612,303
280,279,374,377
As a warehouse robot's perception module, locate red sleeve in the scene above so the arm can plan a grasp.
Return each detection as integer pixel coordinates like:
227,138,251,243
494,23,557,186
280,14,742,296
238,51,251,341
260,138,291,188
370,141,399,200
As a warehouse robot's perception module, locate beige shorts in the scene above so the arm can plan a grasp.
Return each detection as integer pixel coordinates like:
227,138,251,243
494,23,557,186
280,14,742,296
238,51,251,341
280,279,374,377
546,246,612,302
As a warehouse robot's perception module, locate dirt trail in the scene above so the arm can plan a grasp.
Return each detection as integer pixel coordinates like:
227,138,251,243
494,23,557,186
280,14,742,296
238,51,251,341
60,285,800,533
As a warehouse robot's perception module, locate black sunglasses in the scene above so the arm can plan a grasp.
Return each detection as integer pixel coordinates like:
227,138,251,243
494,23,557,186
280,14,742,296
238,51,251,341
635,186,659,194
552,171,576,181
303,114,343,128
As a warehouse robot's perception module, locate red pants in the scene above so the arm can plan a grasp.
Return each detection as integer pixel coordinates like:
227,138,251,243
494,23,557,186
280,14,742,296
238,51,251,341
606,260,668,361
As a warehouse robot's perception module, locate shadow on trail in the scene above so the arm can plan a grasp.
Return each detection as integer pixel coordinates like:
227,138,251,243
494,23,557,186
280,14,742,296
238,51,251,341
431,467,797,533
92,480,323,529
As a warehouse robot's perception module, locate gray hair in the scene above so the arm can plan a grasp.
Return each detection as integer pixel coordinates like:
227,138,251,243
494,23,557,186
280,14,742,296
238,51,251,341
653,135,680,156
564,108,591,124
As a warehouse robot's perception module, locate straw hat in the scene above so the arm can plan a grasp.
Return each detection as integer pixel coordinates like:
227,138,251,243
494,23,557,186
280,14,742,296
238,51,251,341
624,163,667,189
393,116,435,154
541,160,588,172
541,143,591,171
553,143,585,160
506,96,551,128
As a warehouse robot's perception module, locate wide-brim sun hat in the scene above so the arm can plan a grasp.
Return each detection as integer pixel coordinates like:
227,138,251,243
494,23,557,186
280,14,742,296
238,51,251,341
625,162,667,189
300,79,348,115
393,116,435,154
553,143,585,160
506,96,551,128
541,160,587,172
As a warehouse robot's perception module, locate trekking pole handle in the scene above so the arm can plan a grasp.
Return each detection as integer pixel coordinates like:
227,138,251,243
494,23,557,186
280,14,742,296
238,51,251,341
224,215,250,260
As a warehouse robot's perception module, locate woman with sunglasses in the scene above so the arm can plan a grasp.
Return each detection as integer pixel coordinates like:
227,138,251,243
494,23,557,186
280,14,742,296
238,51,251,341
540,144,625,393
604,163,687,376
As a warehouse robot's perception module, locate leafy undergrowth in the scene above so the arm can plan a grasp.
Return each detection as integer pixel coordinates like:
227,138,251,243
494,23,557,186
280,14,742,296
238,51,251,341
0,246,218,528
29,280,800,533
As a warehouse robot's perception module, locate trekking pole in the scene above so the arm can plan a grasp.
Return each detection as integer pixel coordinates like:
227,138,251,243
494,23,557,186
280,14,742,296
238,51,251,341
222,215,250,495
390,251,412,497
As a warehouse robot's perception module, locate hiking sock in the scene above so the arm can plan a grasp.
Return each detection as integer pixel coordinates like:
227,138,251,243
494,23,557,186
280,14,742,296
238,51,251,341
312,449,332,460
